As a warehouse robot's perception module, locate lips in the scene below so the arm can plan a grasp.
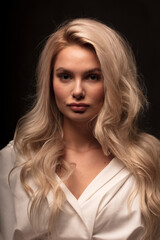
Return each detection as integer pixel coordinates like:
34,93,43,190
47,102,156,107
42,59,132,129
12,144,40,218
67,103,89,112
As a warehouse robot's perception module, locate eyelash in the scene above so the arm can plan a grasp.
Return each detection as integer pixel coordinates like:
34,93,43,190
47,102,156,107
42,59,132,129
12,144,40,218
57,73,72,80
86,74,101,81
56,73,101,81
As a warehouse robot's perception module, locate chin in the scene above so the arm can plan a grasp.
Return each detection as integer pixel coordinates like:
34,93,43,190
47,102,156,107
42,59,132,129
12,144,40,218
65,113,97,123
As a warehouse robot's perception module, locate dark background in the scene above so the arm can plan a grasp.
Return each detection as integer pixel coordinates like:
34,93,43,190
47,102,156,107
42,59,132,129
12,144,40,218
1,0,160,149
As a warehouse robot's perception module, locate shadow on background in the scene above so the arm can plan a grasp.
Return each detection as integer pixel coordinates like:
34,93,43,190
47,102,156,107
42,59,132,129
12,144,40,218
1,0,160,149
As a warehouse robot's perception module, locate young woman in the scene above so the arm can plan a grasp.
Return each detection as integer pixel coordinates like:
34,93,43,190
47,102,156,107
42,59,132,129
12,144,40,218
0,18,160,240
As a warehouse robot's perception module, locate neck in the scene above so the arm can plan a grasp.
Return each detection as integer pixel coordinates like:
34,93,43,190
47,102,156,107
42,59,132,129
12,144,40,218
63,118,100,151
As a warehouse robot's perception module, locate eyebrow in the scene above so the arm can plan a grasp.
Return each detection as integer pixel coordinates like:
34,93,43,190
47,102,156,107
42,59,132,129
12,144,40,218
55,67,102,74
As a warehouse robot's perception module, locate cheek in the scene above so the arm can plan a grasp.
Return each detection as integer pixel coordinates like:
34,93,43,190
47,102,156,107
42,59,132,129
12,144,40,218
53,81,65,103
92,86,104,104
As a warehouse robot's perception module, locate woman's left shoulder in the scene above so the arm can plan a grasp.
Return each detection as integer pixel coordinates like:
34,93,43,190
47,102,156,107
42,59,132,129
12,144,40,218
0,141,17,175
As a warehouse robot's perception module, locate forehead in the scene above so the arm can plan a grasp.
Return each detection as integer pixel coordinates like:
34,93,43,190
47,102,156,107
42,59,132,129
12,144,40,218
54,44,101,71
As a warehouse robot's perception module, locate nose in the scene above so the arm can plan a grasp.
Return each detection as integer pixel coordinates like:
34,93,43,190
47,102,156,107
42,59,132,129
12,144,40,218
72,79,85,100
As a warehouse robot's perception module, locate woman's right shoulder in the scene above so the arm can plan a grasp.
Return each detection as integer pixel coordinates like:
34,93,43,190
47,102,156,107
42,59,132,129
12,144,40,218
0,141,17,175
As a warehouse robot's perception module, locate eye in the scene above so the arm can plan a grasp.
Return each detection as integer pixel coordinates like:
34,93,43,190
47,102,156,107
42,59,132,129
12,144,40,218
86,73,101,81
57,73,72,81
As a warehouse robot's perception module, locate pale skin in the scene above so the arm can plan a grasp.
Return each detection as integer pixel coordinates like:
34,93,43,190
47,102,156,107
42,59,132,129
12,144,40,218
53,45,113,199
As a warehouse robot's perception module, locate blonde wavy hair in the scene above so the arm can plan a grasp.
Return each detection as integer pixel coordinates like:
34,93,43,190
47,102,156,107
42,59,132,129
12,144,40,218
13,18,160,239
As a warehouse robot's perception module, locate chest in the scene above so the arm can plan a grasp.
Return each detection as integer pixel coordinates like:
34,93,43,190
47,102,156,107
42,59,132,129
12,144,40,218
62,149,111,199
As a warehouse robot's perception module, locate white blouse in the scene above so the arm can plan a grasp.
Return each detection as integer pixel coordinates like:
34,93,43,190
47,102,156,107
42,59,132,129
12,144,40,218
0,142,144,240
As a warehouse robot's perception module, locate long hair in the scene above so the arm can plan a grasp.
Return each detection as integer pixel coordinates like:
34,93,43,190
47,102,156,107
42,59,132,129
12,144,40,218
13,18,160,239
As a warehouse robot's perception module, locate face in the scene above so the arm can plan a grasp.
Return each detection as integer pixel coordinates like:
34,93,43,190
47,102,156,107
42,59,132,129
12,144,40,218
53,45,104,123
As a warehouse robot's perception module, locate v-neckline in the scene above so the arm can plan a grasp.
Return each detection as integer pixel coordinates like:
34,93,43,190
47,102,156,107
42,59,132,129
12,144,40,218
55,157,125,204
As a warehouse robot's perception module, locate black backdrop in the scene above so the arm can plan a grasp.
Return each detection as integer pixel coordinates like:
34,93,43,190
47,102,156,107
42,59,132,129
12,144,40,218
1,0,160,149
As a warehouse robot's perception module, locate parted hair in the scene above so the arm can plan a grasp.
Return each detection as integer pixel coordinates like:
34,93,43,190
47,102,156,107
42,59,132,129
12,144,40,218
13,18,160,239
